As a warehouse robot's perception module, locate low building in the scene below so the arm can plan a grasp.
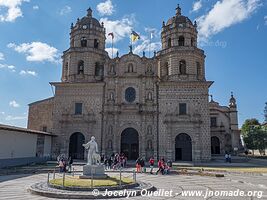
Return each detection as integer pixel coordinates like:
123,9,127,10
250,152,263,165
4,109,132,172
0,124,54,168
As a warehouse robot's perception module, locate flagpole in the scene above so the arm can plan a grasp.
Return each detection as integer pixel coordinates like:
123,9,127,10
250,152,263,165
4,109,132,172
130,33,133,52
112,37,114,59
149,33,151,58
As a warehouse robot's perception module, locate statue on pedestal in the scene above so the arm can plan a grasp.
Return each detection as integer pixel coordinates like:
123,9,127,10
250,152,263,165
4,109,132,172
82,136,101,165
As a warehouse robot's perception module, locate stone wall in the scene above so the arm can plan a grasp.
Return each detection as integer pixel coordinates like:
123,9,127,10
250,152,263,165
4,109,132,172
28,97,54,132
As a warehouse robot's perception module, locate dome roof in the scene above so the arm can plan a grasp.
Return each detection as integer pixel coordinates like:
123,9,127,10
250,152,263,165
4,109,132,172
76,7,102,28
165,4,194,27
79,16,101,27
166,15,193,26
229,92,237,108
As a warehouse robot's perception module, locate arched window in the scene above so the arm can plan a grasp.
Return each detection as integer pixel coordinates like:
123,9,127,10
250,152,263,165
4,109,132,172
191,37,195,47
125,87,136,103
94,39,99,49
178,36,185,46
81,37,87,47
167,38,172,48
147,140,153,150
128,63,134,73
196,62,201,79
179,60,186,75
78,60,84,74
165,62,170,76
95,62,103,76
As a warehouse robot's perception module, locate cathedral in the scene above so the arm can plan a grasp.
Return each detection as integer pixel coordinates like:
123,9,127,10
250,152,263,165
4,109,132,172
27,6,241,162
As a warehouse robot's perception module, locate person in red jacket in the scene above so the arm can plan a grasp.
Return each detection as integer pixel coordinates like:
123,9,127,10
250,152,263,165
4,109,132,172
149,157,155,174
156,158,164,175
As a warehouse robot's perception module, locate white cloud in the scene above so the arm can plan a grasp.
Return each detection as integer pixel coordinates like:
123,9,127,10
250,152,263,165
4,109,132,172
0,52,4,60
132,28,161,55
105,47,119,58
101,15,134,44
59,5,72,16
0,63,16,72
192,0,202,12
264,16,267,25
5,115,27,121
0,111,5,115
9,100,20,108
0,0,29,22
33,5,39,10
97,0,114,16
197,0,262,40
19,70,37,76
8,42,60,62
133,39,161,55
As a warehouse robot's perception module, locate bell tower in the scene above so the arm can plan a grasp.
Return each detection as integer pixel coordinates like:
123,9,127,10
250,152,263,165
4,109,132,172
157,4,213,162
61,8,108,82
229,92,238,131
158,4,205,82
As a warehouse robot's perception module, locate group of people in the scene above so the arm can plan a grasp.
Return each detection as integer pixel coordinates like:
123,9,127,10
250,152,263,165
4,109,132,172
103,153,127,170
136,157,172,175
57,153,174,175
135,157,146,173
57,155,73,173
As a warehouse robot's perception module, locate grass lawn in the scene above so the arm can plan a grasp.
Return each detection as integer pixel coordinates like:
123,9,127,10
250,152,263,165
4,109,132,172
49,176,133,187
175,167,267,173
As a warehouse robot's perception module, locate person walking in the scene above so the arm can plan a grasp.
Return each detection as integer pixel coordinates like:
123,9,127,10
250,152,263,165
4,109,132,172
68,156,73,173
140,157,145,173
108,157,112,170
228,154,232,163
149,157,155,174
135,157,141,173
59,159,64,173
156,159,164,175
225,153,229,163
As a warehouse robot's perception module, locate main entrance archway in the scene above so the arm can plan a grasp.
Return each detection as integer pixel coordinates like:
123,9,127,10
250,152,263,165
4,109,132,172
211,136,220,154
175,133,192,161
69,132,85,159
121,128,139,160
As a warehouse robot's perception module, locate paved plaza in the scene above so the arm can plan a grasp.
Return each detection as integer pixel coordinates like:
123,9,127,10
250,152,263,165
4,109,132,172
0,167,266,200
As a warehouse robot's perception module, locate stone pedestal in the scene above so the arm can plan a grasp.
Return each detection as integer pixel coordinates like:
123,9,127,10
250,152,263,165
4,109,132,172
79,165,107,179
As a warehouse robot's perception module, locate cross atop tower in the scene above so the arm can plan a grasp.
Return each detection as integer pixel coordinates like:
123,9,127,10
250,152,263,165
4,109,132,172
176,4,181,16
87,7,92,17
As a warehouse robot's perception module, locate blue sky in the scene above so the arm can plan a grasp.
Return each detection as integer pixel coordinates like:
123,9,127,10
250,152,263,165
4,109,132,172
0,0,266,128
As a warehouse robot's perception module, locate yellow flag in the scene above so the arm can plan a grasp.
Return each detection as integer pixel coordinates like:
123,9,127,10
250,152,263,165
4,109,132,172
131,31,140,42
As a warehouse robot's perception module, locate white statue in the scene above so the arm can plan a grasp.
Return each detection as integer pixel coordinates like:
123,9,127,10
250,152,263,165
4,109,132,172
82,136,101,165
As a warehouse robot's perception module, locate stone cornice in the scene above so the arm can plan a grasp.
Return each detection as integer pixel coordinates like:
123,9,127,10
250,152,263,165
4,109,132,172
159,81,213,88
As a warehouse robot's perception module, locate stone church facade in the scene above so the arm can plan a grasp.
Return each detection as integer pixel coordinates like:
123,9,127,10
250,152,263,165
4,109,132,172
27,6,241,162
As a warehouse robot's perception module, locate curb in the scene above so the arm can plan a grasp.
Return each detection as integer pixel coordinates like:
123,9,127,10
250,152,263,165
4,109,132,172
28,182,156,199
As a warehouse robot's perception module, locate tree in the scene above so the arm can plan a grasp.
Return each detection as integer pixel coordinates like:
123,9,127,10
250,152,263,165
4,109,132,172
241,118,260,137
243,130,257,154
243,124,267,155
